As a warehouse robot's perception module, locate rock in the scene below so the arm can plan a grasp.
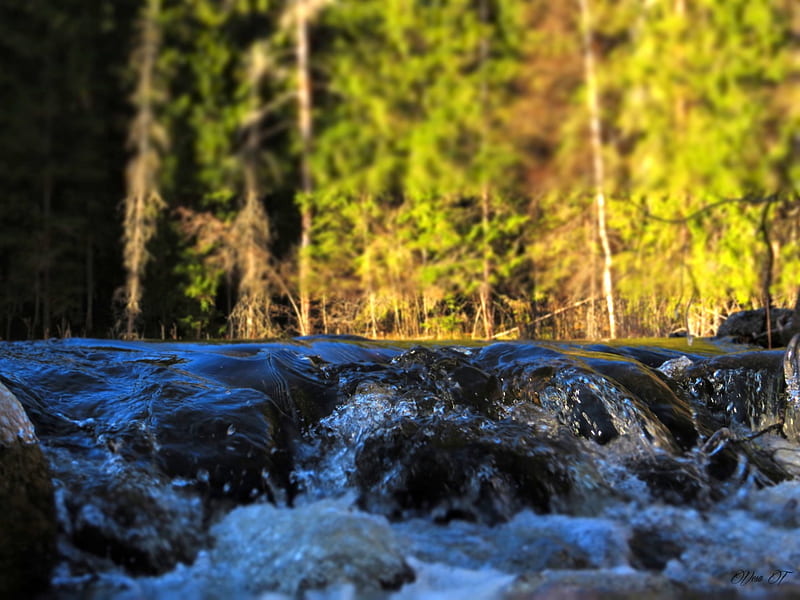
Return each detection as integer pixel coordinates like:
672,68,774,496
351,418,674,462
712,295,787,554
0,381,57,597
49,447,206,575
716,307,797,347
671,351,785,432
783,333,800,441
394,511,629,575
354,413,591,523
146,384,291,503
605,501,800,597
495,512,630,571
208,498,415,595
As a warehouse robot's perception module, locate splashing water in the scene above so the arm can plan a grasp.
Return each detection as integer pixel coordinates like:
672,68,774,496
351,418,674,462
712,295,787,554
1,336,799,598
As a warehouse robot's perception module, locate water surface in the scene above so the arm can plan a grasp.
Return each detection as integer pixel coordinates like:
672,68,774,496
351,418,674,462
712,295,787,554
2,336,798,598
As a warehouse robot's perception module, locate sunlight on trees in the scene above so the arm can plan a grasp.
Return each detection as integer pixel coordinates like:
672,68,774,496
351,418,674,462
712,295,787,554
0,0,797,340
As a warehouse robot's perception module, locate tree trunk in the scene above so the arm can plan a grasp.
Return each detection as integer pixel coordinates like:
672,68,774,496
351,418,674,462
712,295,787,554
477,0,494,339
232,46,273,340
578,0,616,338
123,0,164,338
479,185,494,339
296,0,313,336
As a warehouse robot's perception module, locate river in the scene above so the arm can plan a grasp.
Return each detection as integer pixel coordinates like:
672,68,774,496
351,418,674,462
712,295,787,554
2,336,799,599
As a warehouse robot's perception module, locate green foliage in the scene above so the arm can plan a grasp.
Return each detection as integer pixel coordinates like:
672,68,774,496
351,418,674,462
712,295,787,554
0,0,797,339
311,0,529,324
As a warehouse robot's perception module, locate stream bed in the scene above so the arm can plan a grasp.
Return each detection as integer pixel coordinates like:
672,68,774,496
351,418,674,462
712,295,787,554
2,336,800,599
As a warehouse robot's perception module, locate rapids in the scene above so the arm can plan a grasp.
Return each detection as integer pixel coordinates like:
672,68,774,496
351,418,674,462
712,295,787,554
1,336,799,598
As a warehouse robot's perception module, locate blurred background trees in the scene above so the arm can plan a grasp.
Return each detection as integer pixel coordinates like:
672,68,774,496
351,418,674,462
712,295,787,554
0,0,797,340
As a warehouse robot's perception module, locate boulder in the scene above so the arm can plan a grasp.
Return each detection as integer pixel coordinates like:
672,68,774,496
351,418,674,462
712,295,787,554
49,447,206,575
716,307,797,347
354,414,586,523
0,381,57,597
209,499,415,595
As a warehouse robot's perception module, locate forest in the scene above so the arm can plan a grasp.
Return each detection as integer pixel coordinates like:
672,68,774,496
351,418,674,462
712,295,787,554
0,0,798,341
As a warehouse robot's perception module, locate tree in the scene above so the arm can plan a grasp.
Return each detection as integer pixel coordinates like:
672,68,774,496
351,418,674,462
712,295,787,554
606,0,798,319
311,0,526,337
287,0,332,336
123,0,166,337
0,0,132,339
578,0,616,338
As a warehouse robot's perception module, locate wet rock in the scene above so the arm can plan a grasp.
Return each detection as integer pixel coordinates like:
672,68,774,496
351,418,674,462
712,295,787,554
396,511,629,576
0,381,57,597
156,406,287,503
672,351,785,432
209,498,415,595
107,382,291,503
716,307,797,347
586,359,698,450
607,501,800,595
478,344,688,451
624,453,711,506
496,512,630,571
354,413,589,523
783,333,800,441
629,527,684,571
49,447,205,575
389,346,503,415
331,346,502,419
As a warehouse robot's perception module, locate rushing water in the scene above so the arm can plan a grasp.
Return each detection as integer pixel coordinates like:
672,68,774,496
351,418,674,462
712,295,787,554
2,336,800,599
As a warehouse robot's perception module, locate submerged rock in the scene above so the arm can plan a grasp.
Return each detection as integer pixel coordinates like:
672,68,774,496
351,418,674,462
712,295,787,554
354,413,586,523
676,351,785,432
395,511,630,575
0,381,57,597
144,383,290,502
477,343,695,452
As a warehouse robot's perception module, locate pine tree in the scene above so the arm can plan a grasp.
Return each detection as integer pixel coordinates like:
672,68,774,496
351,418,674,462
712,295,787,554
311,0,526,337
0,0,132,339
606,0,798,319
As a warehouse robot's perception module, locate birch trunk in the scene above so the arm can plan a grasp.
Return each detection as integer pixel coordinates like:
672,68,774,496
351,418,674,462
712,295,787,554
296,0,314,336
479,185,494,339
477,0,494,339
578,0,616,338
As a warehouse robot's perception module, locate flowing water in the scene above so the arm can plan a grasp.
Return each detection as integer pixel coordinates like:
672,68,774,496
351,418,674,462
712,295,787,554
2,336,800,599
